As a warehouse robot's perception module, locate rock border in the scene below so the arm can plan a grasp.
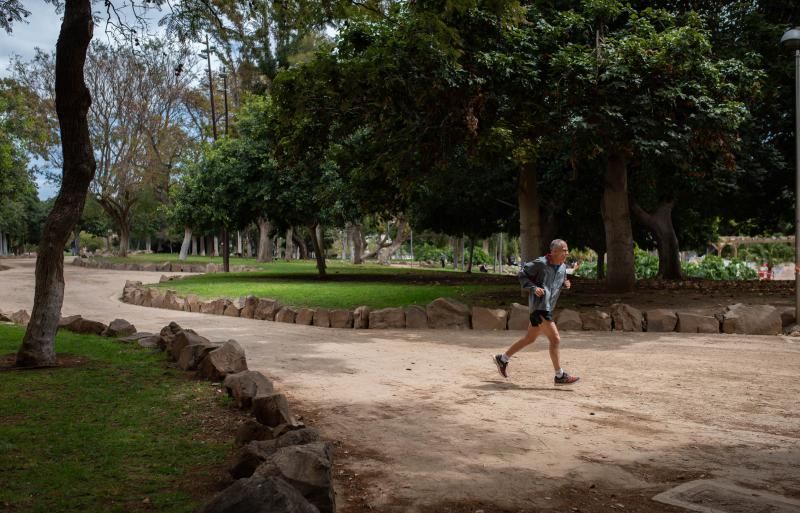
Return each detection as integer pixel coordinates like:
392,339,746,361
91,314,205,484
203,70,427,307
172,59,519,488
118,281,794,335
73,256,259,274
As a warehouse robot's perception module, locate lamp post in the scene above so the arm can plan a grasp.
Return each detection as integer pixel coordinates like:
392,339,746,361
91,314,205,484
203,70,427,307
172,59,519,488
781,27,800,316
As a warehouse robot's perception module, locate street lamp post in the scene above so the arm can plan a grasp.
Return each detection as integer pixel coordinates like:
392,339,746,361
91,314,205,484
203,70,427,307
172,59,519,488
219,70,229,136
781,27,800,318
201,35,218,140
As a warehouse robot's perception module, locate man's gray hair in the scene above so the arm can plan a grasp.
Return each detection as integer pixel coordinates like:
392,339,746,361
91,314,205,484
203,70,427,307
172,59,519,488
550,239,567,252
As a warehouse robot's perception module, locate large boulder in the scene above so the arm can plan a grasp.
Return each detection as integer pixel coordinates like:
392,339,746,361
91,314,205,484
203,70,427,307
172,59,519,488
554,309,582,331
197,475,320,513
224,304,242,317
169,329,211,361
254,442,335,513
312,309,330,328
404,306,428,329
252,393,295,427
236,420,275,446
610,303,643,332
150,289,166,309
130,289,144,306
722,303,782,335
239,296,259,319
164,290,183,311
230,428,321,479
275,307,297,324
580,310,612,331
158,322,183,352
471,307,507,331
197,339,248,380
119,332,161,348
178,342,222,371
184,294,201,313
122,280,142,302
353,306,371,329
369,307,405,329
102,318,137,338
255,299,282,321
676,312,719,333
507,303,530,330
8,309,31,326
780,307,796,328
329,309,354,329
426,298,470,329
212,299,232,316
224,371,275,409
295,309,314,326
644,309,678,332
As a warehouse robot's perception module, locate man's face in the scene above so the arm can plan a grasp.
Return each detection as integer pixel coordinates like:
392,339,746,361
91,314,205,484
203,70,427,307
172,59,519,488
551,244,569,265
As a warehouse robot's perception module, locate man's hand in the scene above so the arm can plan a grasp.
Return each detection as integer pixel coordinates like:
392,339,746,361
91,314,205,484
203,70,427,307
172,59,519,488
534,287,545,297
564,279,571,289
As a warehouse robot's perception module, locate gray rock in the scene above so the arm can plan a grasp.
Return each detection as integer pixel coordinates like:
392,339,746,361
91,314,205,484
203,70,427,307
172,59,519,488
8,309,30,326
255,299,282,321
644,309,678,332
610,303,643,332
118,331,154,343
353,306,371,329
224,371,275,409
329,309,354,328
236,420,274,446
197,339,248,380
164,290,183,311
722,303,782,335
275,307,297,324
404,305,429,329
369,307,405,329
231,428,321,479
507,303,529,330
197,475,320,513
102,318,137,338
178,342,222,371
224,304,242,317
676,312,720,333
61,317,107,335
471,307,507,330
184,294,201,313
554,309,582,331
295,308,314,326
254,442,335,513
252,393,295,427
312,309,330,328
169,329,211,361
239,296,259,319
426,297,470,329
158,322,183,352
780,307,796,328
580,310,612,331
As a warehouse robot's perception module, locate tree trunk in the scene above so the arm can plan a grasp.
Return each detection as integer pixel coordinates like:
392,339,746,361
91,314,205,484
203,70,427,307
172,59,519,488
378,216,410,264
285,227,294,261
199,235,206,256
466,239,475,273
71,228,80,256
145,234,152,253
597,250,605,280
351,223,363,264
631,201,682,280
257,218,273,262
191,236,197,256
237,231,242,256
179,226,192,260
118,224,130,257
309,223,326,276
222,228,230,272
17,0,96,368
601,152,635,292
293,232,308,260
213,235,219,256
518,165,544,261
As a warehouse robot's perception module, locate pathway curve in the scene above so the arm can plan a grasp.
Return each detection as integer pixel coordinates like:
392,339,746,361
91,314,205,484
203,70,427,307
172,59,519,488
1,257,799,512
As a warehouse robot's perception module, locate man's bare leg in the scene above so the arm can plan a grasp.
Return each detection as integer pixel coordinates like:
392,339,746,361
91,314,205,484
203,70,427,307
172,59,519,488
540,320,561,372
505,323,542,357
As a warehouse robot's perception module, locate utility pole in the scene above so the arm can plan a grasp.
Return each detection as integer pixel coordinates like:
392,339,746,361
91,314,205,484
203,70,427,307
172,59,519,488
219,70,229,136
203,35,218,140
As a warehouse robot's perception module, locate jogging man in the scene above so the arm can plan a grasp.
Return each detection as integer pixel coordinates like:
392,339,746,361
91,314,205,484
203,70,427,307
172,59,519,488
494,239,580,385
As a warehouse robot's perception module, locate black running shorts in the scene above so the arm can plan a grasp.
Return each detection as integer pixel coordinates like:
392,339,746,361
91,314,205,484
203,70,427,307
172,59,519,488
529,310,553,326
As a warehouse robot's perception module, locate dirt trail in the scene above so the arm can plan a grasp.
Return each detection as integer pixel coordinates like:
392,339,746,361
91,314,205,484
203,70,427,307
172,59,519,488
1,257,798,512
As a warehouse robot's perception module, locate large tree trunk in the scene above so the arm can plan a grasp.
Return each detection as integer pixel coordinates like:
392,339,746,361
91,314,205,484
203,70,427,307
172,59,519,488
222,228,230,272
351,223,363,264
601,152,635,292
597,250,605,280
518,165,544,262
17,1,95,368
631,201,682,280
191,236,197,256
309,223,326,276
377,216,410,265
118,224,130,257
257,218,273,262
145,234,152,253
466,238,475,273
293,232,308,260
179,226,192,260
285,227,294,261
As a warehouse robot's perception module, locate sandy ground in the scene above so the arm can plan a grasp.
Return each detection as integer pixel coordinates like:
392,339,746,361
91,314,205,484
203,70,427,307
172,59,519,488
1,257,799,512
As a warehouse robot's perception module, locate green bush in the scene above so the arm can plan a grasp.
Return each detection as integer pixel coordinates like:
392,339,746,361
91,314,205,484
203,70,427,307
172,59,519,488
684,256,757,280
79,231,105,252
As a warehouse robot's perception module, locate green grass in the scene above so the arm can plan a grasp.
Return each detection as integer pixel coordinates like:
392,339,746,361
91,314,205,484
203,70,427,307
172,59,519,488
0,324,233,513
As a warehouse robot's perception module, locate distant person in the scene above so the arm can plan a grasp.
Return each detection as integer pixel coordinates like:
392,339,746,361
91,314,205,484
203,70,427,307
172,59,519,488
440,254,446,268
479,263,488,273
494,239,579,385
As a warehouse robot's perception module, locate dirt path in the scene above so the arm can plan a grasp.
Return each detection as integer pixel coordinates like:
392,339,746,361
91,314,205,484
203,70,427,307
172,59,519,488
2,258,799,512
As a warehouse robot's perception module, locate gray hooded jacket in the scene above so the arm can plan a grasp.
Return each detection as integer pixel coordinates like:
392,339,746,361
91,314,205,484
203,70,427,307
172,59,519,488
518,256,567,313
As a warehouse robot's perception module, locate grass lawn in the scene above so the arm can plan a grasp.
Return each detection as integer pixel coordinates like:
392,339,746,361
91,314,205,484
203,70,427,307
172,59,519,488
0,324,237,513
145,260,517,310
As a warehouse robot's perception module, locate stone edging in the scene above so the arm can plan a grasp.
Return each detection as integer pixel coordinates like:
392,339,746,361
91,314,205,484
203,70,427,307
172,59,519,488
120,281,795,335
73,256,258,274
52,314,336,513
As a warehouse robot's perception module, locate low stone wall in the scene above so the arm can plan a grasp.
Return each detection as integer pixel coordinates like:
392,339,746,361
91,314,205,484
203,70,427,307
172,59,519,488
73,257,258,274
119,281,795,335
